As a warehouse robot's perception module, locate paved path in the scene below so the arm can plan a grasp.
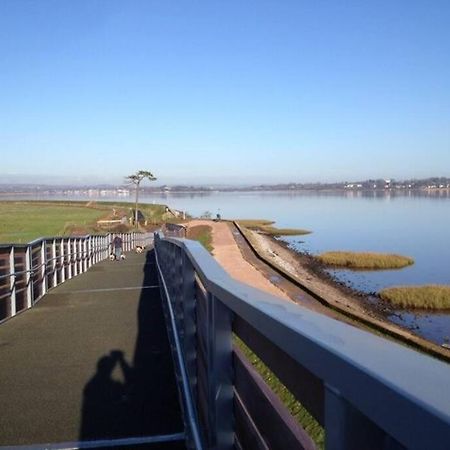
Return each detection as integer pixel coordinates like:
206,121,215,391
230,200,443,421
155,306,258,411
187,221,290,300
0,250,184,448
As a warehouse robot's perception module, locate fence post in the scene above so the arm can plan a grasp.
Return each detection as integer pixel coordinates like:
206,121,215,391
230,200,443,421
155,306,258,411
9,247,16,318
67,239,72,280
325,384,403,450
40,240,47,296
52,239,57,288
182,251,198,403
77,239,82,274
60,239,66,283
93,236,98,264
25,245,32,307
206,293,234,450
83,237,88,271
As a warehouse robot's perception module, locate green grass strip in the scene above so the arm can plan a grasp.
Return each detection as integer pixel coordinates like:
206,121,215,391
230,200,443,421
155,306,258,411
234,336,324,448
186,225,214,253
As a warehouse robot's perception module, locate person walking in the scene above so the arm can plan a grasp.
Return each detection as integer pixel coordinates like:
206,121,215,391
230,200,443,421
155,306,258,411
112,235,123,261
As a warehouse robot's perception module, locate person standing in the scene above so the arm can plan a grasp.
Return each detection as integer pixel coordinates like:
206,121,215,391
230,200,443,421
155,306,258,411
112,235,123,261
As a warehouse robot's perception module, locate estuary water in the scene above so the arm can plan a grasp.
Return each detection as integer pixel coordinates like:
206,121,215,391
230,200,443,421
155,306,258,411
4,190,450,344
145,189,450,344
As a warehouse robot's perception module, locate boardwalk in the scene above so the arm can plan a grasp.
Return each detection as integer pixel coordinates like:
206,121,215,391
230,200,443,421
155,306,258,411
0,250,184,448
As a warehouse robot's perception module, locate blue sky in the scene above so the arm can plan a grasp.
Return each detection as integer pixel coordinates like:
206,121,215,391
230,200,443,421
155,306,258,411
1,1,449,185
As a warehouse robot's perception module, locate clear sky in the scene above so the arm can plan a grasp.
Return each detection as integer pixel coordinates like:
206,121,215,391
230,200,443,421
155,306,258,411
1,0,449,185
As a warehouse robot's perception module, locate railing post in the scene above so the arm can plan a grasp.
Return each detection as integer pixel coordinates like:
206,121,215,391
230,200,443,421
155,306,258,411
52,239,57,288
104,235,108,260
77,238,82,274
182,251,198,402
93,236,97,264
40,240,47,296
73,239,79,277
25,245,32,308
67,238,72,280
206,293,234,450
9,246,16,318
60,239,66,283
84,237,89,271
325,384,403,450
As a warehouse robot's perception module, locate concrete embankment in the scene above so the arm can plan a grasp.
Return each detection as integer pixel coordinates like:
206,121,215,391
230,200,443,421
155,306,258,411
232,221,450,363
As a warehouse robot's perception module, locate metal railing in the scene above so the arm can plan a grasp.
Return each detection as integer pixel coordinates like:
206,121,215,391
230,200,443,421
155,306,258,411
154,232,450,450
0,232,153,323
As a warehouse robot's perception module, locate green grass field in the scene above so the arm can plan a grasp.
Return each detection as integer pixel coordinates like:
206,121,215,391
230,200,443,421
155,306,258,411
318,251,414,270
0,201,168,244
380,285,450,310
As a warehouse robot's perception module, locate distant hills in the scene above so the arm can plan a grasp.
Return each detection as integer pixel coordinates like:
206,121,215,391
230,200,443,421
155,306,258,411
0,177,449,195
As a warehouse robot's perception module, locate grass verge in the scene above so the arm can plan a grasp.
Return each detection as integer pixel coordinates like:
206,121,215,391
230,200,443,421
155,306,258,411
380,285,450,310
235,337,324,449
186,225,214,253
0,200,169,243
318,251,414,270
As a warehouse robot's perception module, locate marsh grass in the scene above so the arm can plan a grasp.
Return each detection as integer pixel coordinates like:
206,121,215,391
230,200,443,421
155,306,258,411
235,219,275,227
235,337,324,449
318,251,414,270
380,285,450,310
260,226,311,236
236,219,311,236
186,224,214,253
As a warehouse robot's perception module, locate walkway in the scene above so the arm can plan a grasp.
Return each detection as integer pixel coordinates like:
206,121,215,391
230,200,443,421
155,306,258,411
188,220,290,300
0,250,185,448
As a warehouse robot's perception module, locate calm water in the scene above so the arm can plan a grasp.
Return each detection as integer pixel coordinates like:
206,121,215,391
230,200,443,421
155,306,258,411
4,190,450,344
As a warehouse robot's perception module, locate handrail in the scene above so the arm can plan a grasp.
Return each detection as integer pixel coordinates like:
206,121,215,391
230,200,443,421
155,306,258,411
155,246,204,450
0,231,154,322
155,232,450,450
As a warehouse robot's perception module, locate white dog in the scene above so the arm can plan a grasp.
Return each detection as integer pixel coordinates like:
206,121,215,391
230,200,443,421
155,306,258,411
135,245,144,253
109,253,116,261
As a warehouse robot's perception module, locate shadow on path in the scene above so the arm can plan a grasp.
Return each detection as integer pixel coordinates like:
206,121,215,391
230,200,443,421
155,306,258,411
79,250,184,446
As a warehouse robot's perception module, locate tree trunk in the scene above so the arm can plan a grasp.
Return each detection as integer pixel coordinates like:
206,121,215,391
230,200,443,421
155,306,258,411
134,182,140,229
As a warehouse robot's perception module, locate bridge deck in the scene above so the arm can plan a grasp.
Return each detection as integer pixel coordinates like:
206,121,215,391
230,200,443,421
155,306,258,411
0,250,185,448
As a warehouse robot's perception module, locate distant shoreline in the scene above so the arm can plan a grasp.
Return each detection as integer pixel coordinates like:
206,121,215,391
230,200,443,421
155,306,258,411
1,187,450,197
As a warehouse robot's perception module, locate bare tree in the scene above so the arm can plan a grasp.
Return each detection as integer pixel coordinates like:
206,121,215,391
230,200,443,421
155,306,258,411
125,170,157,228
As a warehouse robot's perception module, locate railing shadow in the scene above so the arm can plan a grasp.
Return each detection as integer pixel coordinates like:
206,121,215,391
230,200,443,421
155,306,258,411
79,250,183,443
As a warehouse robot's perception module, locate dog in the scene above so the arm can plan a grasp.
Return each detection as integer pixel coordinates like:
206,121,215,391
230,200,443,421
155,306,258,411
120,254,126,260
135,245,144,253
109,253,116,261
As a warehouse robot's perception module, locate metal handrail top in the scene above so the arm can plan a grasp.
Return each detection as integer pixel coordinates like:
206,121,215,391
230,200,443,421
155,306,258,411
158,234,450,435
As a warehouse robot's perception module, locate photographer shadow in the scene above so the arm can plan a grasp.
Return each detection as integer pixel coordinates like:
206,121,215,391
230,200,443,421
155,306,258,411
80,350,133,439
79,250,183,442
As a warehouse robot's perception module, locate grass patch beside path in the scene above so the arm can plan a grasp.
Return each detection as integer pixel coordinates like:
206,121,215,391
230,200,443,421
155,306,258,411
380,285,450,310
0,201,106,243
235,337,324,449
318,251,414,270
186,225,213,253
0,200,169,244
236,219,311,237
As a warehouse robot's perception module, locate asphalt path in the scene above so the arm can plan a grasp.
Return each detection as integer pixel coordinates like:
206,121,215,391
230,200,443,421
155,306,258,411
0,250,184,447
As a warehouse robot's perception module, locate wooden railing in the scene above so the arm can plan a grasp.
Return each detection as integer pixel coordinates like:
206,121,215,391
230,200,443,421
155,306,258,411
155,232,450,450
